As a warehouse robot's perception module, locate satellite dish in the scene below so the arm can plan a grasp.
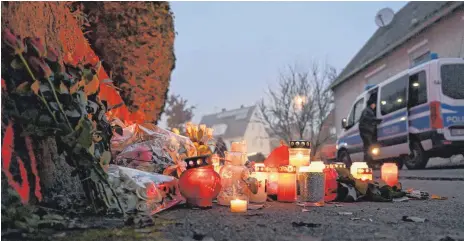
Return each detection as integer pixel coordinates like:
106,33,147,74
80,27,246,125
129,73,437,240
375,7,395,27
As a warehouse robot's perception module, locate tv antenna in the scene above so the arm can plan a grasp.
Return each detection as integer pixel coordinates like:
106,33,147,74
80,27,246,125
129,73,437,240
375,7,395,27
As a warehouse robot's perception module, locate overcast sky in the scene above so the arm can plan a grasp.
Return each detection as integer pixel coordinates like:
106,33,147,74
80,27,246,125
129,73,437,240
160,1,407,127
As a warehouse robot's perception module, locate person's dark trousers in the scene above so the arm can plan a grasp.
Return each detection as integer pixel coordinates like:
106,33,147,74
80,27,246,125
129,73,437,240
360,132,374,163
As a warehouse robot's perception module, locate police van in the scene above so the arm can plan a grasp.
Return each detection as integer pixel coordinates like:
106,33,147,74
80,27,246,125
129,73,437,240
336,54,464,170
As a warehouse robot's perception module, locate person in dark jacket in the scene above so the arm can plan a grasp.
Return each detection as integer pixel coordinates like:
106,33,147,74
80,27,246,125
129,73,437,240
359,95,382,164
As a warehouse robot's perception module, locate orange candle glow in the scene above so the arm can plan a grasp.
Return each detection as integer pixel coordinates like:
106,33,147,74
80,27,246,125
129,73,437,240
277,165,297,202
289,140,311,169
230,199,247,213
357,168,373,181
381,163,398,186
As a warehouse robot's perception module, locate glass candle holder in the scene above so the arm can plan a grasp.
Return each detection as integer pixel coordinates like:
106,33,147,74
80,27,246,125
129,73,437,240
350,162,368,179
178,155,222,208
249,164,268,203
211,154,221,173
231,140,247,153
298,161,325,206
266,167,279,195
357,168,373,181
277,165,297,202
217,151,250,206
289,140,311,169
381,163,398,186
324,165,338,202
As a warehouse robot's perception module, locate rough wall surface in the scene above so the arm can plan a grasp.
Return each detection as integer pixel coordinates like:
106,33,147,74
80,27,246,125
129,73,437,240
79,1,176,124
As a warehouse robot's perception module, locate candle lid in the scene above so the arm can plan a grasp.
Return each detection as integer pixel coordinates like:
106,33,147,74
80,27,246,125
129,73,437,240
265,167,278,172
278,165,296,173
357,167,372,174
289,140,311,149
254,163,266,172
184,155,211,170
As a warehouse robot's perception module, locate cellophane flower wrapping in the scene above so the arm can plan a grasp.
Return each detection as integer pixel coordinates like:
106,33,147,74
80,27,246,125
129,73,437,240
106,165,185,215
111,121,196,177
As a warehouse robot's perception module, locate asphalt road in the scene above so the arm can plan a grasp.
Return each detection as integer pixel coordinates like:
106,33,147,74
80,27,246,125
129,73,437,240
153,178,464,241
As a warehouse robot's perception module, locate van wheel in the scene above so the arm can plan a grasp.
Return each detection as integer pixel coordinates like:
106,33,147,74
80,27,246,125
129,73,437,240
404,141,428,170
338,150,352,169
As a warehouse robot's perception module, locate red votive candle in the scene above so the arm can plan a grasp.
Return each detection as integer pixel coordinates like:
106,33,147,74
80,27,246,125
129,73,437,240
277,165,297,202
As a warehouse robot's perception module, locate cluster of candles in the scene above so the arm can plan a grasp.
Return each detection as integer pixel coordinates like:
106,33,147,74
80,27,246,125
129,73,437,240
182,139,400,213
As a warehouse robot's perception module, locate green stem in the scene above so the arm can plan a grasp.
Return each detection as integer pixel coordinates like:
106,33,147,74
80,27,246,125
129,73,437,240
18,54,58,124
44,76,72,129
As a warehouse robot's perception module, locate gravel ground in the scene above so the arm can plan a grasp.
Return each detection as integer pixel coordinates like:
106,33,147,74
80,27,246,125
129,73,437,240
9,174,463,241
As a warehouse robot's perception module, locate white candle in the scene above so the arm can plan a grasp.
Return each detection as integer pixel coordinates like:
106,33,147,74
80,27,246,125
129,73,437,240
230,199,247,213
350,162,368,179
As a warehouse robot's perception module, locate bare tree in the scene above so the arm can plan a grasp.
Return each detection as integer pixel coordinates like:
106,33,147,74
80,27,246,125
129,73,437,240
258,61,337,156
164,94,195,132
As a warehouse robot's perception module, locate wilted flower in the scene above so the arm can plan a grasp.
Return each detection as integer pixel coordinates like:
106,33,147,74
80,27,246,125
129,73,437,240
46,46,59,62
28,56,52,78
2,28,25,54
26,37,46,57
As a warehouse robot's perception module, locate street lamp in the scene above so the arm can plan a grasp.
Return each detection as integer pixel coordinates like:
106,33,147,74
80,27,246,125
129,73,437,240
294,95,306,111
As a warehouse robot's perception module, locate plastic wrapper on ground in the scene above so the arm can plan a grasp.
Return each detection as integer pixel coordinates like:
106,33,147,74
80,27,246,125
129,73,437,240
111,122,196,175
106,165,185,215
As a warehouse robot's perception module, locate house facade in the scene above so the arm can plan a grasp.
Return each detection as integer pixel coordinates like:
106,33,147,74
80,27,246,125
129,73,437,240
330,2,464,135
199,105,272,155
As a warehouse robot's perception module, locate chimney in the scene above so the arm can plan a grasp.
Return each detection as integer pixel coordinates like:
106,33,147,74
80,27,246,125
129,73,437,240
222,108,226,112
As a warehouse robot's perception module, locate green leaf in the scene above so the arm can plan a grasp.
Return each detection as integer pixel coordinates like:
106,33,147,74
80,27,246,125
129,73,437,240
76,118,93,148
65,109,81,118
10,58,24,70
38,114,53,125
15,82,31,95
21,109,39,121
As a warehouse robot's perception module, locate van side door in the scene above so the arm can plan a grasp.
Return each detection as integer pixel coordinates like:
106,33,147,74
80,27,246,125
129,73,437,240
343,97,366,162
377,75,410,159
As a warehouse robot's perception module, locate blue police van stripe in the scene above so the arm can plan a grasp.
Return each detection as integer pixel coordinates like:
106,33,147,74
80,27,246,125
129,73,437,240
409,105,430,115
409,115,430,130
381,110,407,123
377,120,408,139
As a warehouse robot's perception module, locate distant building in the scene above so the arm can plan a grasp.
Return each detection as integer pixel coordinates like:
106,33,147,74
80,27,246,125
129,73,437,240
330,2,464,135
316,110,338,161
318,110,337,145
199,105,271,155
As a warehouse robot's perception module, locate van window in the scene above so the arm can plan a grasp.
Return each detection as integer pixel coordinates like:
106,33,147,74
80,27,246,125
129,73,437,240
380,75,408,115
409,71,427,107
441,64,464,99
347,98,364,127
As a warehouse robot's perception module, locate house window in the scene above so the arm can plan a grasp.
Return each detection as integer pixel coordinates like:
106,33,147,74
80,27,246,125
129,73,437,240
411,51,431,67
380,75,408,115
212,124,227,136
408,71,427,107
